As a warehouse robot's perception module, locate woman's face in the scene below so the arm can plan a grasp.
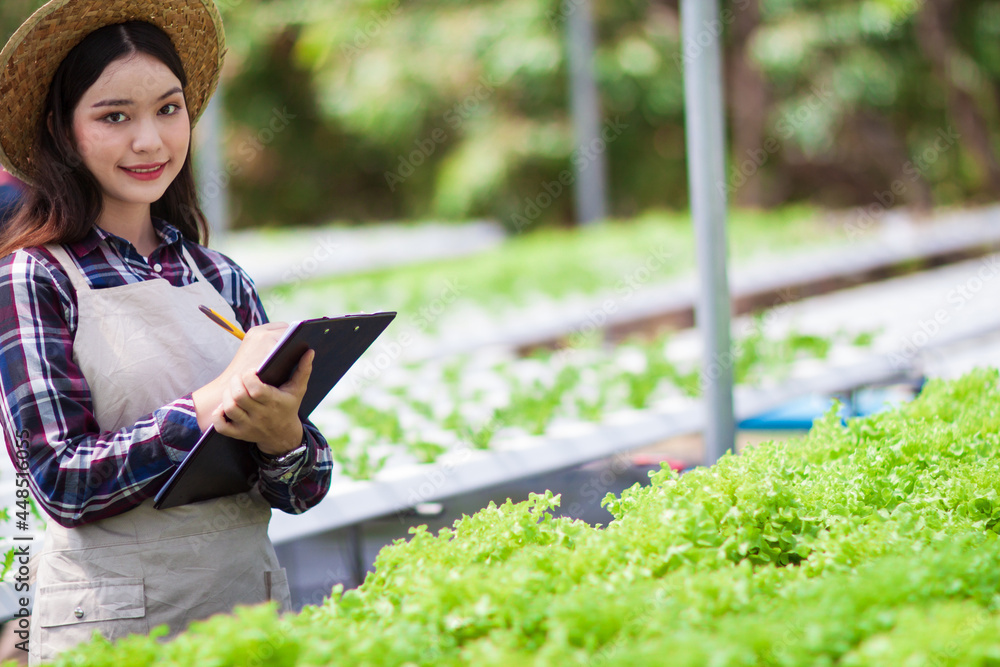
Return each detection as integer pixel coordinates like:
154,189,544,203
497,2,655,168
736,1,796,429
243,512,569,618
71,52,190,213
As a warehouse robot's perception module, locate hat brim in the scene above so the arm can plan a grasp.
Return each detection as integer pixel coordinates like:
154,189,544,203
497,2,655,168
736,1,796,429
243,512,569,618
0,0,225,184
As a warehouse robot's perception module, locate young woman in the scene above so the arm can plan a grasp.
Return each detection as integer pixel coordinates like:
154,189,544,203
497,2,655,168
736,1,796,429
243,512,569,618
0,1,333,663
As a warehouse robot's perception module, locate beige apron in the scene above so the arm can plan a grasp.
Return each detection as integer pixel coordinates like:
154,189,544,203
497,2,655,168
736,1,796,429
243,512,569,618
28,243,291,665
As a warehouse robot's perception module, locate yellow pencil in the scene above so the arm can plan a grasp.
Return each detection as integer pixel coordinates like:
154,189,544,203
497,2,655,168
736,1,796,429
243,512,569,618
199,305,245,340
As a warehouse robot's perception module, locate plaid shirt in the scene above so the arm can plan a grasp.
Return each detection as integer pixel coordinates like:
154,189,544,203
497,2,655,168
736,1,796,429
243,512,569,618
0,220,332,527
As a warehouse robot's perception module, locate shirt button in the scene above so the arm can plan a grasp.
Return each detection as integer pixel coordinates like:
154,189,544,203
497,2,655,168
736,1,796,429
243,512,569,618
153,263,163,272
74,607,84,619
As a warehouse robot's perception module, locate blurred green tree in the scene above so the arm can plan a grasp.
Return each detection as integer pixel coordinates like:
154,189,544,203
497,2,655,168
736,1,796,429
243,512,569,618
4,0,1000,228
218,0,686,228
220,0,1000,228
734,0,1000,209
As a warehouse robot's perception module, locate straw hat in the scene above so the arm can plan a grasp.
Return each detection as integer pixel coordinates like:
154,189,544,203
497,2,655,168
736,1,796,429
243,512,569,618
0,0,226,184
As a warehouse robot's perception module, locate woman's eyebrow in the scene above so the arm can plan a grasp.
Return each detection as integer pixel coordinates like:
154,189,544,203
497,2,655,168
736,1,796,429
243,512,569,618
91,86,184,108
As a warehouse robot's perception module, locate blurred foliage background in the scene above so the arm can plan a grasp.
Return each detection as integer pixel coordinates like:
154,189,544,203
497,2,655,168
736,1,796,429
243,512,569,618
3,0,1000,229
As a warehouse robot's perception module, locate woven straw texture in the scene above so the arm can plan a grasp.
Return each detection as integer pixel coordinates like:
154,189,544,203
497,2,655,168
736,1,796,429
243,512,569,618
0,0,225,184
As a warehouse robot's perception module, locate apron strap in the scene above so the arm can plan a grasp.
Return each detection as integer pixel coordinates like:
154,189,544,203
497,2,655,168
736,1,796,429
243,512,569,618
44,244,91,293
179,244,211,285
177,242,246,337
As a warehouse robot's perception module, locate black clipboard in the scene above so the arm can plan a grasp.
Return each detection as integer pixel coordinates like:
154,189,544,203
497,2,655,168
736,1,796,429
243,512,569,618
153,311,396,509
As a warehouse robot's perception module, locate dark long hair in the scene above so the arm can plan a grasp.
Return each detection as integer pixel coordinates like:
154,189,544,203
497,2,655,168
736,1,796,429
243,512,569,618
0,22,210,257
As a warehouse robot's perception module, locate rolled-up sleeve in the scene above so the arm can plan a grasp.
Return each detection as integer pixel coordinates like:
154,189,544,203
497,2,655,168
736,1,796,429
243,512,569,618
251,420,334,514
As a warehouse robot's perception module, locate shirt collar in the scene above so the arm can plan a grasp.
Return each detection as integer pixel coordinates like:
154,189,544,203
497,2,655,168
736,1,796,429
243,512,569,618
65,218,185,261
152,218,184,246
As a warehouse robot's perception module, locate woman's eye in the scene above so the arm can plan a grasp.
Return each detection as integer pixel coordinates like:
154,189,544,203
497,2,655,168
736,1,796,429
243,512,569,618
103,112,127,123
160,103,181,115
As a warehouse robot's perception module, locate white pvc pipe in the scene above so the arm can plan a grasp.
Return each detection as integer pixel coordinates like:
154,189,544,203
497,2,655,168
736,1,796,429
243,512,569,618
681,0,735,464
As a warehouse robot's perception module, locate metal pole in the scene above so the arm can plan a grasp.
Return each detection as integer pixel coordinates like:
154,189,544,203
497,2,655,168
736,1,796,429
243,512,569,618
566,0,607,225
194,84,229,242
681,0,734,463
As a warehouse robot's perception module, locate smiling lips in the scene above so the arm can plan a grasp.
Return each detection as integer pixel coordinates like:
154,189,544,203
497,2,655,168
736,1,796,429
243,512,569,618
120,162,167,181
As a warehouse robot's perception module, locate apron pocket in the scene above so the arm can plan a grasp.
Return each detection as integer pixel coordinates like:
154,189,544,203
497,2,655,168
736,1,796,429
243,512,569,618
34,578,147,663
37,578,145,628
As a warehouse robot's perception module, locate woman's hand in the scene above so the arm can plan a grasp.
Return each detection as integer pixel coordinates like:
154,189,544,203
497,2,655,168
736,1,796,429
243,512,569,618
220,322,291,380
192,323,314,455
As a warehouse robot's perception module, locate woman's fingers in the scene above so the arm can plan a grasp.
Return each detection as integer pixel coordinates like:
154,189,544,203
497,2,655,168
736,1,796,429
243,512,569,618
210,339,313,447
281,349,314,399
240,349,313,405
224,322,289,376
219,375,253,423
215,350,311,436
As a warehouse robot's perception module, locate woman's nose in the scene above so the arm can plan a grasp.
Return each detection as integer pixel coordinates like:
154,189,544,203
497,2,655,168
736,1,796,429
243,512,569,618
131,116,164,154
